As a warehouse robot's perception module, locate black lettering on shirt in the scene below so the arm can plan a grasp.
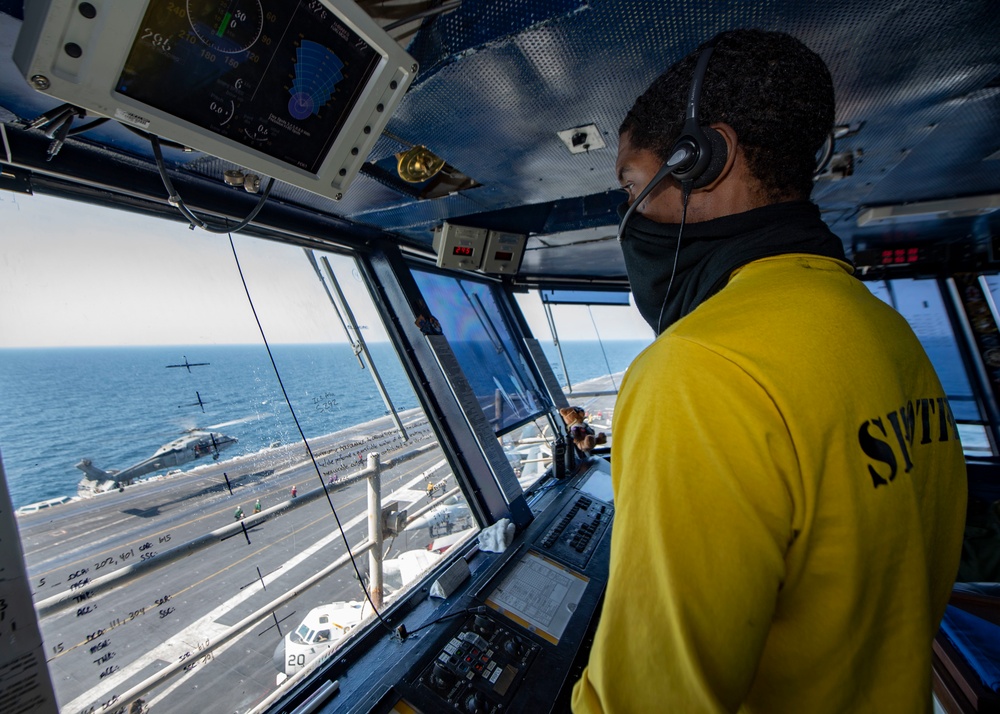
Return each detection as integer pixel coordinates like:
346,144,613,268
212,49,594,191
858,396,956,489
937,397,959,442
886,402,915,473
858,418,896,487
918,398,936,444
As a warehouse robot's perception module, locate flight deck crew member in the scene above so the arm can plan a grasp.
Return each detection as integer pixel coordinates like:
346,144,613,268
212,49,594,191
572,29,967,714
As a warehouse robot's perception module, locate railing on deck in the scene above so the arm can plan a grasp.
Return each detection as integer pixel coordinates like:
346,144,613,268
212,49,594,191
38,444,465,714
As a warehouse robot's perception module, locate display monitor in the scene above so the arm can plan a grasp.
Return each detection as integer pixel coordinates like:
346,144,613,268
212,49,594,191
14,0,417,199
412,268,548,434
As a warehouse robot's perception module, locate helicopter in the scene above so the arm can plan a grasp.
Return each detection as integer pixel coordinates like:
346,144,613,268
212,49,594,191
75,422,240,494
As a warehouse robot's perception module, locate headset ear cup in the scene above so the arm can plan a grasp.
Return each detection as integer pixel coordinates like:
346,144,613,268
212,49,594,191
691,127,729,189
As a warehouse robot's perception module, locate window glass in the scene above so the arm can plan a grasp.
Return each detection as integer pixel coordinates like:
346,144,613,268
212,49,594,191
864,278,989,454
0,191,475,713
513,292,650,458
865,278,977,420
411,270,546,434
501,414,561,491
514,293,651,394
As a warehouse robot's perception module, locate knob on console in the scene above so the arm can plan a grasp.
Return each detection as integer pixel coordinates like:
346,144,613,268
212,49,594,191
464,690,489,714
473,614,495,637
430,662,455,692
503,637,524,657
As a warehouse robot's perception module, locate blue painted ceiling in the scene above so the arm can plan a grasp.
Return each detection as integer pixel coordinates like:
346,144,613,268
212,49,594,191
1,0,999,280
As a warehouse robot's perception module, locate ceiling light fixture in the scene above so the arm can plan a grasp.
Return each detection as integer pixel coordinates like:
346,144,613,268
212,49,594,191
857,194,1000,227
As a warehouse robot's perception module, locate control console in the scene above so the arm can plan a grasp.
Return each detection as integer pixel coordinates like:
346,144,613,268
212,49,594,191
415,612,538,713
274,459,614,714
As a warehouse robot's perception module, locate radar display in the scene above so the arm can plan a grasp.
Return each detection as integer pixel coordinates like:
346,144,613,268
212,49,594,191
116,1,381,174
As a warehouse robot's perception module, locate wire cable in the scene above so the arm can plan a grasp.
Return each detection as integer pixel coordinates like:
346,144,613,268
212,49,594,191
396,605,486,640
68,117,109,136
616,144,694,242
654,181,693,335
383,0,462,31
586,305,618,391
150,134,274,234
227,234,394,633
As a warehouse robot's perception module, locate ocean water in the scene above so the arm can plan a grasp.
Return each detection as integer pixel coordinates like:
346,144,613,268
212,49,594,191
0,340,649,509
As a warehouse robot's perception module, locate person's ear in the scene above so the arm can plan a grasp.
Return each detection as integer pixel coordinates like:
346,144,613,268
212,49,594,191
696,122,739,192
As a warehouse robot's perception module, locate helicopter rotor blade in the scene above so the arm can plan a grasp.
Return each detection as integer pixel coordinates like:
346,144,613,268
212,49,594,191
198,414,272,431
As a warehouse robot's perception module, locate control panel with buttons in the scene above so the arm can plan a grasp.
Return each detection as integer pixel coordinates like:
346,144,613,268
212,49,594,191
415,612,538,713
538,495,612,570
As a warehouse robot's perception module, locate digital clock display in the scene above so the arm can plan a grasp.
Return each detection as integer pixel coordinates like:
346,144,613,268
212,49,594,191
880,247,921,265
452,246,475,257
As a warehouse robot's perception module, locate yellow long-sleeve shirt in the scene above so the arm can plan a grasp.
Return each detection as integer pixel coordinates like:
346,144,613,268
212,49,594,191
573,254,966,713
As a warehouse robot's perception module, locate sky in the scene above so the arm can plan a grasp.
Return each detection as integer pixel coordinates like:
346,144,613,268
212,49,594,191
0,190,652,348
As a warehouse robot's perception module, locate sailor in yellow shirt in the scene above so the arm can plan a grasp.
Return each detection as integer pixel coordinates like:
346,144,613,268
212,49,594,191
572,30,966,713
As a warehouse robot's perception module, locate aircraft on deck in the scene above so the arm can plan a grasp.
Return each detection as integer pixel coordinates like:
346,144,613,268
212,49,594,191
273,551,443,682
405,495,473,533
75,427,238,494
273,600,368,684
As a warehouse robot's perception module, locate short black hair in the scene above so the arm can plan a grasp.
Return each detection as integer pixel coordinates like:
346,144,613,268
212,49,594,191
620,29,835,201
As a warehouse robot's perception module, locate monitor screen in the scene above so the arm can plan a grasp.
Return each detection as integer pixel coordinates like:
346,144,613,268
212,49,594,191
14,0,416,198
117,1,381,175
412,269,547,434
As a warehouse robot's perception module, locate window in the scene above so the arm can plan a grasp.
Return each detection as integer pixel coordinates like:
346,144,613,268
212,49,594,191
0,191,476,713
865,278,989,454
515,292,651,395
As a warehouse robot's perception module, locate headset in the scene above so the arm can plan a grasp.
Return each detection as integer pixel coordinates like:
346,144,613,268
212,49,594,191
616,40,728,242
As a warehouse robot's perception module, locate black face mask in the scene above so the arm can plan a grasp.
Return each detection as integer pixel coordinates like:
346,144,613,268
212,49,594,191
619,200,849,334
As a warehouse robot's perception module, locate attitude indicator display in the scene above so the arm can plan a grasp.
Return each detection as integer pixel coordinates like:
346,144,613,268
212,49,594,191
187,1,265,53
